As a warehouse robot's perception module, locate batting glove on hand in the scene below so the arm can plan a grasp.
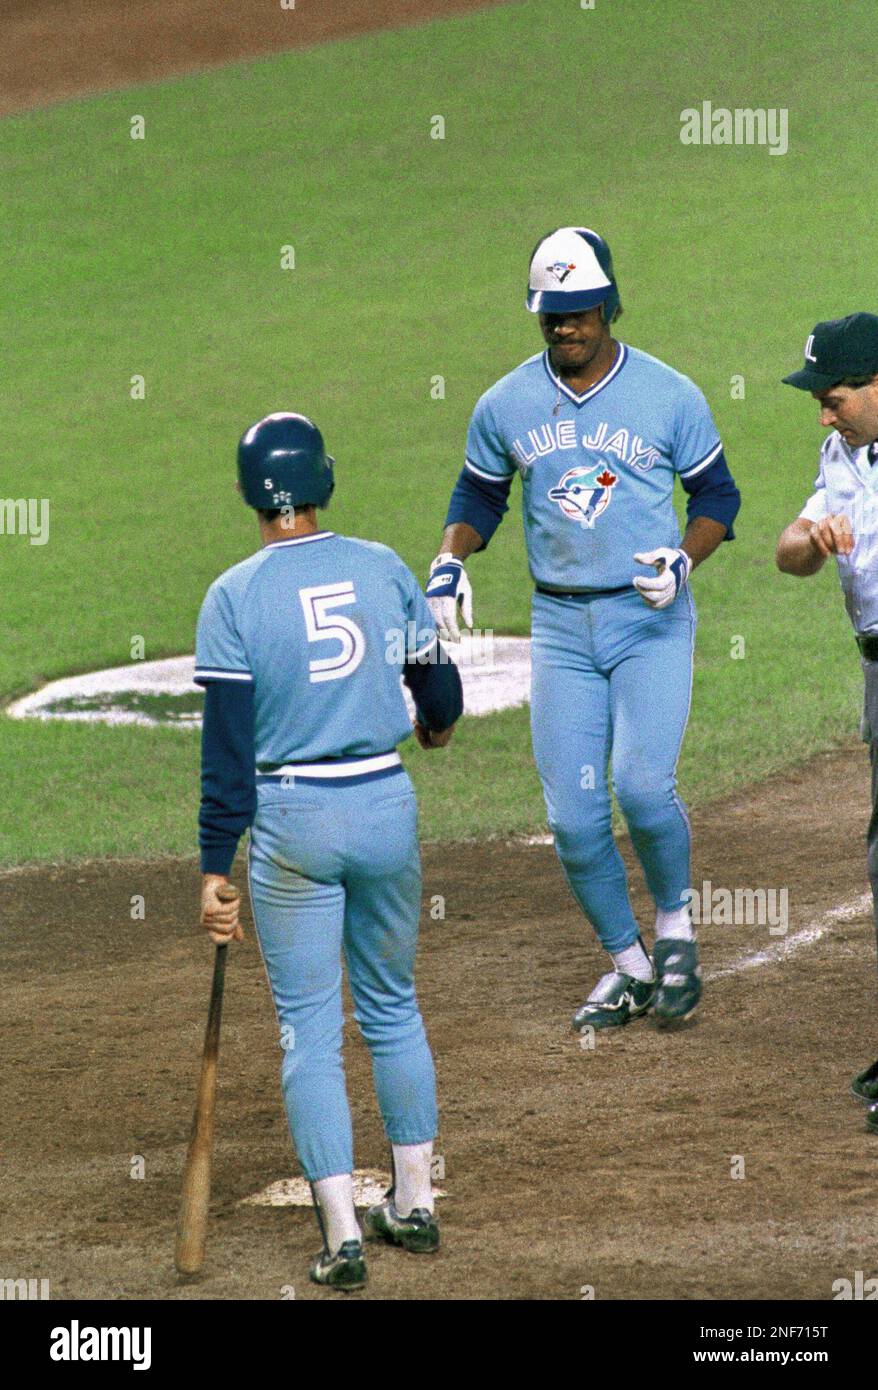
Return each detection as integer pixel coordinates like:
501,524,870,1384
426,553,474,642
632,547,692,610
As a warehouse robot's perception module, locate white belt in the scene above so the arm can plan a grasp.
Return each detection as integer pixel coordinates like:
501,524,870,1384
259,751,402,780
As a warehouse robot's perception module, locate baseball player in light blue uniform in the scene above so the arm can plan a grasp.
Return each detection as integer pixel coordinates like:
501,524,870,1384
196,413,463,1291
775,313,878,1133
427,227,740,1031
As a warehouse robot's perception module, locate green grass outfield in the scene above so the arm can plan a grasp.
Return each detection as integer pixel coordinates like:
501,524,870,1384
1,0,875,866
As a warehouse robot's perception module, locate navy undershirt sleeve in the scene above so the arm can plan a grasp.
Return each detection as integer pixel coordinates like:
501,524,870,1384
444,467,513,551
198,679,257,875
680,451,741,539
402,650,464,732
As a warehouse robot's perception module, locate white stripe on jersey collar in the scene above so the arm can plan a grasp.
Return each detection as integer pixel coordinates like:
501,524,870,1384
542,341,628,406
264,530,335,548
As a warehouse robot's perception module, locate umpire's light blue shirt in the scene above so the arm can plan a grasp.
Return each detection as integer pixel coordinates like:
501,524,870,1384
799,433,878,635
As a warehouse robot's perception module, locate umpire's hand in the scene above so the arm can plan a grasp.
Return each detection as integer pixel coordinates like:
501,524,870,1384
808,512,854,557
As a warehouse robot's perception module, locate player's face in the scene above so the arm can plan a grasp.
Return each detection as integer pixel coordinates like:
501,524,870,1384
813,379,878,449
538,306,610,376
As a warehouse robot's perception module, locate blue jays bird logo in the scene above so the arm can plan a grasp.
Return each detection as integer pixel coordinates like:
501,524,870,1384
548,260,576,283
548,464,618,528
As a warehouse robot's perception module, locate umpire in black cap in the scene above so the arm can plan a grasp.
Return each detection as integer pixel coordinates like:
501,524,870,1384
776,312,878,1131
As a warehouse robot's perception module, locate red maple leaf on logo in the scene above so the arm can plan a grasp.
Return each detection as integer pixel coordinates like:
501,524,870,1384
596,469,617,488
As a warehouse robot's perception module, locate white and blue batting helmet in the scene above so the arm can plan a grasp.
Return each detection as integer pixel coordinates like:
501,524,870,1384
526,226,621,321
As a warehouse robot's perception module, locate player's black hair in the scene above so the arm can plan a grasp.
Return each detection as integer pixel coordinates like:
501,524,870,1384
257,502,328,522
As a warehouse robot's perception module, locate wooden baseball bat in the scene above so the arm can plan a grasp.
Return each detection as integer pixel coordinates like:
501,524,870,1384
175,882,240,1275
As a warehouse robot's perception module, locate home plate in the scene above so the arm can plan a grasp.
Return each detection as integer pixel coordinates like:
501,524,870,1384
241,1169,446,1209
7,636,530,728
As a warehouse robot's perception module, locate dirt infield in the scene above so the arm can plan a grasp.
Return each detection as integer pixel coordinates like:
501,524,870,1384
0,0,514,116
2,739,877,1301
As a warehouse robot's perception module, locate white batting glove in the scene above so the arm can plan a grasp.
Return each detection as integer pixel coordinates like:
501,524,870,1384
425,552,474,642
632,547,692,610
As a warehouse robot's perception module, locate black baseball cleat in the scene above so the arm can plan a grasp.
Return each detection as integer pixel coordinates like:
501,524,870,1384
308,1239,367,1290
867,1103,878,1135
571,970,655,1032
851,1058,878,1103
363,1199,440,1254
651,937,702,1025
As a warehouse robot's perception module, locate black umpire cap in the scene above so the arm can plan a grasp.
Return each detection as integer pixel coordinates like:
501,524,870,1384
783,312,878,391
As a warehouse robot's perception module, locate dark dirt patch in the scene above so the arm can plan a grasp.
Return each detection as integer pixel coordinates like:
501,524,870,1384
0,0,515,117
2,739,877,1301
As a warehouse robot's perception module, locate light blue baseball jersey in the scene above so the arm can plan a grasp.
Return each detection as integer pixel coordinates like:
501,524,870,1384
799,432,878,636
195,530,437,765
465,343,724,590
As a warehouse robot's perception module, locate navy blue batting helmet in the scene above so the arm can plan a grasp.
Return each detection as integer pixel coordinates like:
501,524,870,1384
237,412,335,510
526,226,621,322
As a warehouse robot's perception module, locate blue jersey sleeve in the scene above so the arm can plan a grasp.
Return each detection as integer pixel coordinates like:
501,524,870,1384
464,391,517,482
194,580,252,686
671,379,724,483
399,563,440,661
445,391,516,548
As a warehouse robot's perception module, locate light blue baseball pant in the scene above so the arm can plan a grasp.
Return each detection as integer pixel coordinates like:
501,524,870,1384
530,586,696,955
247,765,437,1181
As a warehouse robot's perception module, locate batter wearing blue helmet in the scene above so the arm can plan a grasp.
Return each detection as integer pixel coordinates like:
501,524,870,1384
427,227,741,1031
196,412,463,1290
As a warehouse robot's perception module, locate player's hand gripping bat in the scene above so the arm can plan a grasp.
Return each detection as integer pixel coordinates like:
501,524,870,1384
175,882,240,1275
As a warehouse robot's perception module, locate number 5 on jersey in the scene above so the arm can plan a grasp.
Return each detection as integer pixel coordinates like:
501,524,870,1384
299,582,366,683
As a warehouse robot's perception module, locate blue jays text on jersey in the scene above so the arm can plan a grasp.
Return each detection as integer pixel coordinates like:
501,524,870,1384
446,342,739,589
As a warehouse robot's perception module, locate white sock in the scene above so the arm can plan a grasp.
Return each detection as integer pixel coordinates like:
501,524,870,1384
312,1173,360,1254
655,904,694,941
611,939,654,982
392,1141,434,1217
